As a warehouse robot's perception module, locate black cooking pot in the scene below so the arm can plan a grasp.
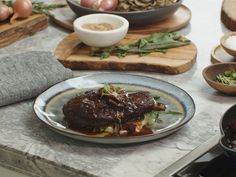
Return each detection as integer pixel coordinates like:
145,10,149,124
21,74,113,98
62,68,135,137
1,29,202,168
219,104,236,160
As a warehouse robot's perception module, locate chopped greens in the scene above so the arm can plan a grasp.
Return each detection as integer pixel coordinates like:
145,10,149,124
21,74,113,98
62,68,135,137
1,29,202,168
143,110,183,126
143,111,161,126
101,84,124,97
215,70,236,86
153,95,160,101
90,32,191,59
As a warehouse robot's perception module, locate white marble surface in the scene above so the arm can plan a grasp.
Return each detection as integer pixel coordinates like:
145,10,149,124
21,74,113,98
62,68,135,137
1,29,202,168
0,166,30,177
0,0,235,177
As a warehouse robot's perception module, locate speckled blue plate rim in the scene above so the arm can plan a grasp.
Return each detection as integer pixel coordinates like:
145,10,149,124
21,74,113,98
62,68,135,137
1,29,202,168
33,73,195,144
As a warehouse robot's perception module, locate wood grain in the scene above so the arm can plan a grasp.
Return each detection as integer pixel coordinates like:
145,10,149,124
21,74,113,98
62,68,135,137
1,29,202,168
0,14,48,48
211,45,236,64
51,4,191,34
54,33,197,74
221,0,236,31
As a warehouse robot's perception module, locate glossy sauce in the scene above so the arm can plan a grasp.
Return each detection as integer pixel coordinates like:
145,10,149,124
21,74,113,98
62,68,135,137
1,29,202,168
71,125,153,137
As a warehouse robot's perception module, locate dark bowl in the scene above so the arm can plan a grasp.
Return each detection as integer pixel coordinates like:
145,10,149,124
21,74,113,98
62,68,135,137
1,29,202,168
66,0,183,26
219,104,236,160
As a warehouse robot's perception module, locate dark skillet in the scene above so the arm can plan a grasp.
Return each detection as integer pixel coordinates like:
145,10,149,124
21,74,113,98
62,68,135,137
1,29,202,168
66,0,183,26
219,104,236,160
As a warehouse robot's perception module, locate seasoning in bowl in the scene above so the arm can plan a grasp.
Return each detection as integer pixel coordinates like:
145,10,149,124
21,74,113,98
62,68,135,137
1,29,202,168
82,23,114,31
215,69,236,86
221,32,236,57
73,14,129,47
225,36,236,50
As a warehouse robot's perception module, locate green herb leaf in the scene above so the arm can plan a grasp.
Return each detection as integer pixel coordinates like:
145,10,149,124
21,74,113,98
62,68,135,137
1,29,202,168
101,84,124,97
144,111,160,124
159,111,183,115
2,0,66,16
89,32,191,59
153,95,160,101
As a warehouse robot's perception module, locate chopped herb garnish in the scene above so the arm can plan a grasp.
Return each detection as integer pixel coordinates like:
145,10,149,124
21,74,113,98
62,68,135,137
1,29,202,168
101,84,124,97
153,95,160,101
215,70,236,86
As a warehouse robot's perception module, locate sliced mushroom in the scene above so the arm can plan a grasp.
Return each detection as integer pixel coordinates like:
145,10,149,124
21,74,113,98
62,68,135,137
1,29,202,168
134,0,150,7
117,0,178,11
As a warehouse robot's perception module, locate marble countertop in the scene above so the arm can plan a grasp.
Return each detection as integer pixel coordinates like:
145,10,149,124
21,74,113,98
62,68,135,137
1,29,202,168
0,0,235,177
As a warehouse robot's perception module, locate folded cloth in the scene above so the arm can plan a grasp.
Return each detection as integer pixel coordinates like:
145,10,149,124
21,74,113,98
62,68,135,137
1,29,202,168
0,51,73,107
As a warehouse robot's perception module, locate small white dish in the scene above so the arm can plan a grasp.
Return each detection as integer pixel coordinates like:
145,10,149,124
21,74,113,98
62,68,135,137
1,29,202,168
73,14,129,47
221,32,236,57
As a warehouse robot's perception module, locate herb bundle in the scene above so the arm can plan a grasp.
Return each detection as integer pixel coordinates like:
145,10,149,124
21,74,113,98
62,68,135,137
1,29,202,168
90,32,191,59
215,70,236,86
1,0,66,16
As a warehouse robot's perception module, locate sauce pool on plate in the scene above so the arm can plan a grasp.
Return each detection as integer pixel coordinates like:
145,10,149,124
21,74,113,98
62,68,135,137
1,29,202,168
82,23,114,31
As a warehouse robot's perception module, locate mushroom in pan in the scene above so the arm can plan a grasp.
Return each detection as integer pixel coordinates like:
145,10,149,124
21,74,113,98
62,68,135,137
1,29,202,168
117,0,178,11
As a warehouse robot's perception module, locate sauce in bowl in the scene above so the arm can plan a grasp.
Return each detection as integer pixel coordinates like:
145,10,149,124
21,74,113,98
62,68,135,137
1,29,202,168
82,23,114,31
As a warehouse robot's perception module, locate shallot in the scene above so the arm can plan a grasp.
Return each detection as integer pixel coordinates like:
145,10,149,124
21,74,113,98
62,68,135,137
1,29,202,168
10,0,32,23
99,0,118,11
0,4,13,22
80,0,98,9
80,0,118,11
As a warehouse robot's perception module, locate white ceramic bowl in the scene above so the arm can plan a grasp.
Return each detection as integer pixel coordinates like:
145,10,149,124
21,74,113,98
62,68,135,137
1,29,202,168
220,32,236,57
73,14,129,47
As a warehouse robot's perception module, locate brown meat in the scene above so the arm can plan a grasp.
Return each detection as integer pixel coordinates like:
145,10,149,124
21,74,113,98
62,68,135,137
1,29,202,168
63,89,165,130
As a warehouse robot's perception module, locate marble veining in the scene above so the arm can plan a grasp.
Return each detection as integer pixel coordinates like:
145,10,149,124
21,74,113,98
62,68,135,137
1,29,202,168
0,0,235,177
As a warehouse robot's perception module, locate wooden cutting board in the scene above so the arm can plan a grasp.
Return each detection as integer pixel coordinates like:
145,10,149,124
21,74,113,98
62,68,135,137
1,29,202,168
54,33,197,74
51,4,191,34
221,0,236,30
0,14,48,48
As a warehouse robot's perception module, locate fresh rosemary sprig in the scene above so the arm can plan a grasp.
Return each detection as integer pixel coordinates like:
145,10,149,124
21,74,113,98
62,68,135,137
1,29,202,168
1,0,66,17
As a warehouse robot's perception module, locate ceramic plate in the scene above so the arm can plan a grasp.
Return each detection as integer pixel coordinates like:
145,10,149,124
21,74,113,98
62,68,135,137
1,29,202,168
67,0,183,26
34,73,195,144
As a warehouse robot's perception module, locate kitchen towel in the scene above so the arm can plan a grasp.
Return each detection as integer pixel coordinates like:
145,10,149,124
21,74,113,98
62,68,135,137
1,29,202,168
0,51,73,107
